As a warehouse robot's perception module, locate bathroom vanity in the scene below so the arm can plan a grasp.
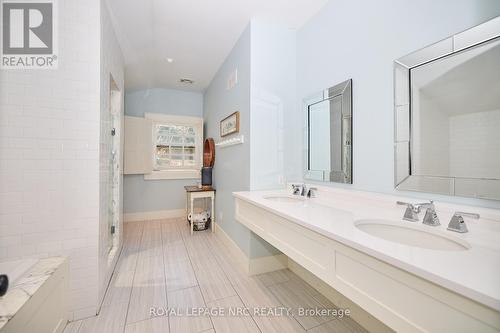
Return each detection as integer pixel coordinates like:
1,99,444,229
234,187,500,333
233,15,500,333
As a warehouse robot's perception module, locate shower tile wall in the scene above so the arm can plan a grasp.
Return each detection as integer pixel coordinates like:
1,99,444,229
0,0,101,320
97,0,125,313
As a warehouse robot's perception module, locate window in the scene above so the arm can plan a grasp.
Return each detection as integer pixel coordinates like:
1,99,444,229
145,113,203,180
154,124,197,169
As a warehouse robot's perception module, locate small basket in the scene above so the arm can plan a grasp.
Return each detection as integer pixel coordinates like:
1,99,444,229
188,211,211,231
191,219,210,231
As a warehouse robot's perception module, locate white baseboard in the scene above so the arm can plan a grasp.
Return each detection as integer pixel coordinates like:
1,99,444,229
124,209,185,222
214,223,249,273
215,223,287,275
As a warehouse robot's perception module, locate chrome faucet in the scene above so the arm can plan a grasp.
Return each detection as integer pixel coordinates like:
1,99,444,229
306,187,318,198
420,201,440,226
291,184,317,198
397,200,440,224
300,184,307,196
447,211,480,233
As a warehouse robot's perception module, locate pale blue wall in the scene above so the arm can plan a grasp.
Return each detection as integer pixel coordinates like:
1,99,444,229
124,88,203,213
204,22,294,258
296,0,500,209
203,25,253,256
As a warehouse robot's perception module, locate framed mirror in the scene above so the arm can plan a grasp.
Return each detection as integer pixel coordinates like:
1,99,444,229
394,17,500,200
304,79,352,183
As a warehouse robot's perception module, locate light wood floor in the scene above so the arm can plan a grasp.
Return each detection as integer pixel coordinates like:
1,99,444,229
63,219,369,333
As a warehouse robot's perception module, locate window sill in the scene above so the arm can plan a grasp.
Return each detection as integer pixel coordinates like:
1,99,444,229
144,169,200,180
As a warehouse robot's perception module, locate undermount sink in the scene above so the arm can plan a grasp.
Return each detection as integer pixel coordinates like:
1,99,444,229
263,195,305,203
355,220,470,251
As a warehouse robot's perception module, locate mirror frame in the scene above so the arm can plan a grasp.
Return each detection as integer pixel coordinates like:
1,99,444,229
394,16,500,200
304,79,352,184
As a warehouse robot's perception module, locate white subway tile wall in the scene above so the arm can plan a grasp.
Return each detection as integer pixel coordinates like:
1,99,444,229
0,0,116,321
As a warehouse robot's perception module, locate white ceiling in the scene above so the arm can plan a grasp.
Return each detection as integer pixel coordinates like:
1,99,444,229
105,0,328,92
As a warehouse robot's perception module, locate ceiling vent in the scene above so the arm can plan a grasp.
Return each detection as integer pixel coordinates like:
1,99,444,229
179,78,195,84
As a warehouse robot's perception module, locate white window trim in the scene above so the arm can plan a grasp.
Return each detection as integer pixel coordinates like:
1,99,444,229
144,113,203,180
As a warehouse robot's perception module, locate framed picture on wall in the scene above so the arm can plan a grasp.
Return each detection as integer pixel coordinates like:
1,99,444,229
220,111,240,137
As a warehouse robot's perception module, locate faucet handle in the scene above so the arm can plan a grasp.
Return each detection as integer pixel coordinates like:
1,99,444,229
397,201,421,212
397,201,413,207
454,211,480,219
415,200,435,209
396,201,420,222
291,184,303,195
447,211,479,233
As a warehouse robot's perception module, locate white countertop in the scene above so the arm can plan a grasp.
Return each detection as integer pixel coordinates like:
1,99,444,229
233,186,500,312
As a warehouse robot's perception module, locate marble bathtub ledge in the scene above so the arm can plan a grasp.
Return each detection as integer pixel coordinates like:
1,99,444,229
0,256,67,330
